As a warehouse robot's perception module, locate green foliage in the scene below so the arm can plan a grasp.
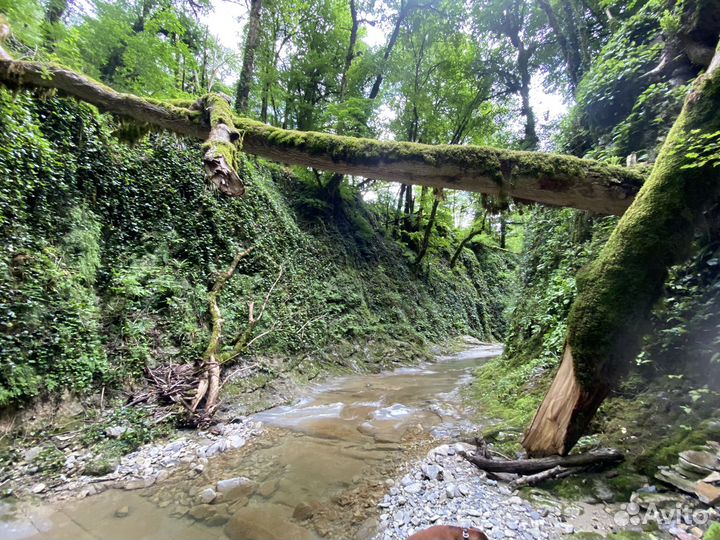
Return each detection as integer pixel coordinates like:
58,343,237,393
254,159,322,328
0,92,513,409
558,0,669,157
706,522,720,540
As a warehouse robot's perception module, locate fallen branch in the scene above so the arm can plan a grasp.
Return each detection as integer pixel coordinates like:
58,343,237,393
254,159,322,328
460,447,623,474
509,466,584,489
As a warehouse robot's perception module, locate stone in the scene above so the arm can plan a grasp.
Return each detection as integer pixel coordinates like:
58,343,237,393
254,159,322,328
23,446,43,462
189,504,214,521
31,483,46,494
205,440,227,457
217,477,256,501
258,480,278,498
703,471,720,484
227,436,246,450
224,504,315,540
695,481,720,505
115,505,130,518
198,487,217,504
404,482,423,494
105,426,128,439
421,463,443,481
592,480,615,502
680,451,720,474
446,484,457,498
293,502,315,520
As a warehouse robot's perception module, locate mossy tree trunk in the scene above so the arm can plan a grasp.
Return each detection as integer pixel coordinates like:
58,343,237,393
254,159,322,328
523,43,720,457
0,35,645,214
235,0,263,114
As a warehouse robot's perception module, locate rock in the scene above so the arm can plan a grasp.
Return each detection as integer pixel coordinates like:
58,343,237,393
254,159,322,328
632,490,689,510
703,471,720,484
293,502,315,520
404,482,423,494
124,477,155,490
105,426,128,439
31,483,46,494
23,446,43,462
114,505,130,518
197,487,217,504
457,483,471,496
205,440,227,457
217,477,256,501
227,436,246,450
224,504,315,540
695,481,720,505
507,496,523,505
446,484,457,498
592,480,615,502
679,450,720,474
258,480,278,498
189,504,214,521
421,463,443,481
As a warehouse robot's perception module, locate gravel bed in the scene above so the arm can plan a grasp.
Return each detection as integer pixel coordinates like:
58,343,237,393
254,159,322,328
373,443,574,540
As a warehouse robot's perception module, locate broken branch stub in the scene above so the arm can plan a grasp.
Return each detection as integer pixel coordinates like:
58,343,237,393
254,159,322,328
202,93,245,197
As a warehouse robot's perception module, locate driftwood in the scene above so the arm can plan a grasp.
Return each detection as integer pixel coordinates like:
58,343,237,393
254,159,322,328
460,435,623,488
460,447,623,474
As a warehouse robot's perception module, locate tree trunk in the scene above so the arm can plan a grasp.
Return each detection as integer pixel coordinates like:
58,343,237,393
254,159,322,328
235,0,263,114
0,47,646,214
450,211,487,269
415,192,440,266
368,0,414,100
523,43,720,457
537,0,581,90
500,214,507,249
339,0,358,101
203,94,245,196
518,45,539,150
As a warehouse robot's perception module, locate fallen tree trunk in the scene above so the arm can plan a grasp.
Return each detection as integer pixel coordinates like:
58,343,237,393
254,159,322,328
0,44,643,214
522,42,720,457
460,447,623,474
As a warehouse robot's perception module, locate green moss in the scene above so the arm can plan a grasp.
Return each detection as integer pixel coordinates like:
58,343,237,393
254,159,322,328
635,419,720,476
567,47,720,391
705,522,720,540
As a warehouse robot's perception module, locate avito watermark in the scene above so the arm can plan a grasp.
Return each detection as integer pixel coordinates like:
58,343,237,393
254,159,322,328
613,502,711,527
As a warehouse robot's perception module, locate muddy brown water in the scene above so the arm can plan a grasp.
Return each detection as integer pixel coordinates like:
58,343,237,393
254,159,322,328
1,344,503,540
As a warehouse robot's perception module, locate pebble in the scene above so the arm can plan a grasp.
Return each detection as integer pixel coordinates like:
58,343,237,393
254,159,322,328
372,444,580,540
197,487,217,504
114,505,130,518
7,418,263,501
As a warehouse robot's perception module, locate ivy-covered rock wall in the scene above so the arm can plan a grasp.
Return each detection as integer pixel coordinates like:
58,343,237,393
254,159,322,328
0,91,513,410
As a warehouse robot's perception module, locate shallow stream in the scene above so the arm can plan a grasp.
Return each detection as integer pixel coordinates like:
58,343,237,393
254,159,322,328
4,344,503,540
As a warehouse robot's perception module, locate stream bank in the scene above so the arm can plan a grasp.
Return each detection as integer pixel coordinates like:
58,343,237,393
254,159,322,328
0,343,697,540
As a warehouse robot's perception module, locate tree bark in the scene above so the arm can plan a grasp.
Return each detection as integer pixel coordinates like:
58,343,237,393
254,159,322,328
339,0,359,102
523,42,720,457
203,94,245,196
0,53,645,213
450,211,487,269
415,191,440,266
537,0,581,90
235,0,263,114
461,447,623,473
